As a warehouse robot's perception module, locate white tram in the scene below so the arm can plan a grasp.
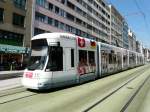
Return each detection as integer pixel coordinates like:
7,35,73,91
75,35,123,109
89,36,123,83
22,33,144,90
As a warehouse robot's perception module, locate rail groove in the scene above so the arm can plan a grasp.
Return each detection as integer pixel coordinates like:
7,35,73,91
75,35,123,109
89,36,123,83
83,65,150,112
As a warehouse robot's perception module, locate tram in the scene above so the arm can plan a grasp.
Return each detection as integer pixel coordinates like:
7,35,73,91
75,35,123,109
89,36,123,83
22,33,144,90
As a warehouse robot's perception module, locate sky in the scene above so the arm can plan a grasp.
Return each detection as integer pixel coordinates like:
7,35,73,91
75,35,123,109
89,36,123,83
107,0,150,48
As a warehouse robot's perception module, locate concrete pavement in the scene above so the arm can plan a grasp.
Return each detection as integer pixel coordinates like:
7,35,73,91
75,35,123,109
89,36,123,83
0,65,150,112
0,64,150,112
0,78,22,91
0,70,24,80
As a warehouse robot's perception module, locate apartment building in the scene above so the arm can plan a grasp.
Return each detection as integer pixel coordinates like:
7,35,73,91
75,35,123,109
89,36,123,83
136,40,142,53
122,20,129,49
32,0,111,43
109,5,123,47
128,29,136,51
143,48,150,62
0,0,32,70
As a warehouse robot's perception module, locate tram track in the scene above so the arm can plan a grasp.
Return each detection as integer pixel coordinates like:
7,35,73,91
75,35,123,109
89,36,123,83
0,86,26,97
0,86,38,105
0,90,38,104
83,65,150,112
0,65,149,109
120,74,150,112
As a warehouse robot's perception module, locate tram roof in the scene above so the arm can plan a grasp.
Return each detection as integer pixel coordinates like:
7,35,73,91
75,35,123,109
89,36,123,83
31,32,97,43
32,33,143,55
32,33,76,40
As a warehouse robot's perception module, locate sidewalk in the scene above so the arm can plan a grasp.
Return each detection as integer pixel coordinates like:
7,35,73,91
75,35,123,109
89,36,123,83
0,70,24,80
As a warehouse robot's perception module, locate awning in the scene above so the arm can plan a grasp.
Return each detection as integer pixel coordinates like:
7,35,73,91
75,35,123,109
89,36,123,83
0,44,29,54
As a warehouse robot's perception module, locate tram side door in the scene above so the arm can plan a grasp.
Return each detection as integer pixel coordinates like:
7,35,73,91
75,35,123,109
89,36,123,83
63,47,76,83
101,51,109,75
51,39,77,87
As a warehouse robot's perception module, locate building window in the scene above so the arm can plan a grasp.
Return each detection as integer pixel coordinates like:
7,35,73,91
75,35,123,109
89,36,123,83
13,13,25,27
13,0,26,9
48,17,53,25
87,5,92,13
48,2,53,11
34,28,45,36
66,25,71,32
0,8,4,22
76,18,82,25
76,0,83,4
55,6,60,14
35,12,46,23
60,9,65,17
36,0,46,7
57,0,66,4
67,1,75,10
66,13,74,21
0,30,23,46
54,19,59,27
59,22,65,30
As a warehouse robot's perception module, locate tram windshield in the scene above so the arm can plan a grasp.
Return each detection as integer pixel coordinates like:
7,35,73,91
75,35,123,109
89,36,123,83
27,39,48,70
27,47,48,70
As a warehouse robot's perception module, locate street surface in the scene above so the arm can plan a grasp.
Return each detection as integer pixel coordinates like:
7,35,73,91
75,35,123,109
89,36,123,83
0,64,150,112
0,78,22,91
0,71,23,80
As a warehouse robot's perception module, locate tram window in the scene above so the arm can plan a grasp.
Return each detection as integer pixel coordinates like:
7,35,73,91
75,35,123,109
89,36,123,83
88,51,95,66
112,54,115,64
123,55,127,63
117,52,121,64
71,49,74,67
109,53,113,64
46,46,63,71
79,50,87,66
31,39,48,48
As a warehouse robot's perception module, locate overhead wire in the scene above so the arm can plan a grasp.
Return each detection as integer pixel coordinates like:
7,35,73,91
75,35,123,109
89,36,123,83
134,0,150,33
134,0,150,48
107,0,150,48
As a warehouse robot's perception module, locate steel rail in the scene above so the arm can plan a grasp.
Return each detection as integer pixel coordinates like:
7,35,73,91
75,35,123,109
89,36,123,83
83,65,150,112
120,74,150,112
0,92,38,104
0,65,149,106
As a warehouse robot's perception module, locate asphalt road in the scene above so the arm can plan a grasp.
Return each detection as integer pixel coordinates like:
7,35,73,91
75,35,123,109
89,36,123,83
0,64,150,112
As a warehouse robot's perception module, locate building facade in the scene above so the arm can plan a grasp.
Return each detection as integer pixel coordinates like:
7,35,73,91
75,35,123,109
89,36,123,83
148,49,150,62
0,0,32,70
0,0,146,71
122,19,129,49
109,5,123,47
32,0,111,43
128,29,136,51
143,48,150,62
136,40,142,53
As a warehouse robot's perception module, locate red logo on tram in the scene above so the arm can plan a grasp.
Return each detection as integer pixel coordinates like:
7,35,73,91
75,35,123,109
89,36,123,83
25,72,33,78
78,37,85,48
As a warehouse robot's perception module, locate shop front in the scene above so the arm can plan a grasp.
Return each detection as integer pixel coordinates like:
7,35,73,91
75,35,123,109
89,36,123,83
0,44,29,71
